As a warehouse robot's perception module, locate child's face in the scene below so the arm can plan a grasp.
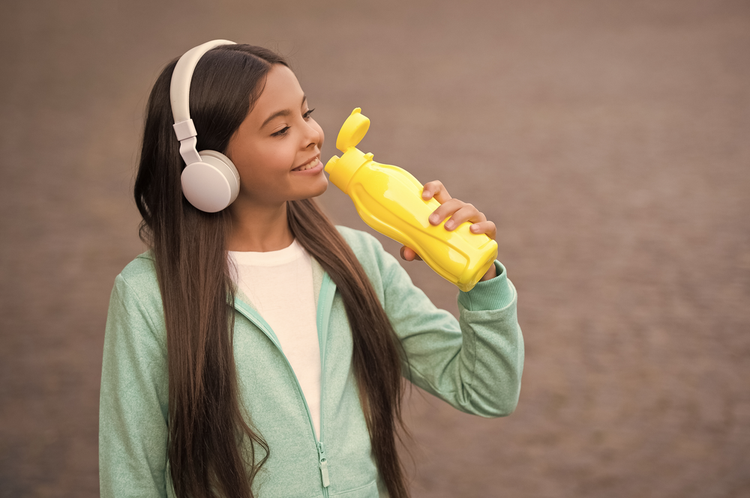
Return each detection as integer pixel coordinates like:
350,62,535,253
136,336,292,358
226,64,327,210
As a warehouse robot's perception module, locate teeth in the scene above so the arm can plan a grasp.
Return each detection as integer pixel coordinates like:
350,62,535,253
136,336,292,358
296,160,318,171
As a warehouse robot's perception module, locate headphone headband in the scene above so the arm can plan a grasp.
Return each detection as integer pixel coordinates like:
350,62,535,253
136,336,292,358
171,39,236,125
170,39,236,163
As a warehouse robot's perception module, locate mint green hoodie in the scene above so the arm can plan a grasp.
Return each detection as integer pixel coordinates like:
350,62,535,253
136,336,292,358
99,227,524,497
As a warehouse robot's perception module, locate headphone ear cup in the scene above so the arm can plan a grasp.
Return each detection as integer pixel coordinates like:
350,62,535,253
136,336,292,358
180,150,240,213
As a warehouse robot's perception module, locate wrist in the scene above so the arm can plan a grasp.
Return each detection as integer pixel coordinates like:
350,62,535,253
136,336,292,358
480,262,498,281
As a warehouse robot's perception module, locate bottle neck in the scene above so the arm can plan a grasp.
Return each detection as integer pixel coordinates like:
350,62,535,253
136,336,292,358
325,148,370,192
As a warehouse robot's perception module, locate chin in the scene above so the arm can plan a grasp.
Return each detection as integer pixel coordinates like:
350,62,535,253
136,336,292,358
294,177,329,201
309,176,329,198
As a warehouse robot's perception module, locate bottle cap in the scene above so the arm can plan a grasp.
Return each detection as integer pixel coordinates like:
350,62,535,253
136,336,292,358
336,108,370,152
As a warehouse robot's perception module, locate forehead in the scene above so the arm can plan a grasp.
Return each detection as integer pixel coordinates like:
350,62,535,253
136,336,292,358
249,65,304,121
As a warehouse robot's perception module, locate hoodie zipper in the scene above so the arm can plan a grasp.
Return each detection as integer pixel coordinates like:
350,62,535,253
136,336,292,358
315,273,335,497
234,272,336,497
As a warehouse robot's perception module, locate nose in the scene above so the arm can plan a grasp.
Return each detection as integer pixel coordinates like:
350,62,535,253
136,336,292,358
302,119,324,149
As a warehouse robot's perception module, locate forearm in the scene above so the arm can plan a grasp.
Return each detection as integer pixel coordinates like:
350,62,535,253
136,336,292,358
388,260,524,416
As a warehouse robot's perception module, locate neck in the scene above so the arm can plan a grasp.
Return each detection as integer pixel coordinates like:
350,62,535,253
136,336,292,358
227,201,293,252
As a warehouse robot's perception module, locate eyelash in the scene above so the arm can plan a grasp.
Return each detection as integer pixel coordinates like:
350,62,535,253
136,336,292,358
271,109,316,137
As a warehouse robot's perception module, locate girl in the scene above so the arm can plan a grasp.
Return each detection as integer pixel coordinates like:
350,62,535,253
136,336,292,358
99,40,523,498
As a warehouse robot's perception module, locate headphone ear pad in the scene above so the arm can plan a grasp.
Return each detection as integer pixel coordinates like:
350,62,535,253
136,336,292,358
181,150,241,213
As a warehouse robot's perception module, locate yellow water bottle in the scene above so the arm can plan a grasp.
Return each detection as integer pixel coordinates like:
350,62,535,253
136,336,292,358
325,108,498,291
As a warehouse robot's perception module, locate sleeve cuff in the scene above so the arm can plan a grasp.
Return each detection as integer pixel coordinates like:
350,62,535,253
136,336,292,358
457,261,516,311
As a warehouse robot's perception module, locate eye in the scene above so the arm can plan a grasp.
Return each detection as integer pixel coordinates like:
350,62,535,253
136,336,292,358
303,108,316,120
271,126,290,137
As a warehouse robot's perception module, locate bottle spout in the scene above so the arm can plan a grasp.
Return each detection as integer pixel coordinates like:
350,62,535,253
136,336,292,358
324,155,339,174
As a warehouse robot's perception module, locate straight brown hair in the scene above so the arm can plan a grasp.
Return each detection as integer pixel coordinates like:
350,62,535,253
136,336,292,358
134,44,409,497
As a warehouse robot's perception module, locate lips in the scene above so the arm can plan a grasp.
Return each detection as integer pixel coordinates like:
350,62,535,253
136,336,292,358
293,155,321,172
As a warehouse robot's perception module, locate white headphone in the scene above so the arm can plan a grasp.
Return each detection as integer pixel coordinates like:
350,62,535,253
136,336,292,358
170,40,241,213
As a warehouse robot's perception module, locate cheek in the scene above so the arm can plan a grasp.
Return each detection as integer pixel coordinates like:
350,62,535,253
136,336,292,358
238,145,288,172
269,146,299,168
226,142,254,173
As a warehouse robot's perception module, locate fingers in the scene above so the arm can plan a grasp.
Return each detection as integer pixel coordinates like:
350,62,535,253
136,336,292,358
400,246,423,261
469,220,497,240
421,179,498,248
432,201,485,229
402,181,497,265
429,198,489,227
421,180,452,204
421,180,497,241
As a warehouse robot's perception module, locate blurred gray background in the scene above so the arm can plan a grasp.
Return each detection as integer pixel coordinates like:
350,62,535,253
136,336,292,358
1,0,749,496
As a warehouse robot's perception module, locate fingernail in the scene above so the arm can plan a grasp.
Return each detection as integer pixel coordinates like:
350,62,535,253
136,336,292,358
445,221,454,230
429,214,439,224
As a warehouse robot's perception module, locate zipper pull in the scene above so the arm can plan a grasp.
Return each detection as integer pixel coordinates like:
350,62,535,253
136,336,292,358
320,459,330,488
317,442,330,488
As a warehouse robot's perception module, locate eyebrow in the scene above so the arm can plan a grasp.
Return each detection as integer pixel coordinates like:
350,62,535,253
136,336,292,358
261,95,307,129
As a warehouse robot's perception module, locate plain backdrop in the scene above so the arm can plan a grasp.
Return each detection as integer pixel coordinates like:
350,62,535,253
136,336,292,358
1,1,749,496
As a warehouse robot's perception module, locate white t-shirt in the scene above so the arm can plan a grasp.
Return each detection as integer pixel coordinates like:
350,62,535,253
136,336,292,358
229,240,322,438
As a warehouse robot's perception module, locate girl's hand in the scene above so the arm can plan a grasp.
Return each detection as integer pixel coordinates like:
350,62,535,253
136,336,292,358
399,180,498,281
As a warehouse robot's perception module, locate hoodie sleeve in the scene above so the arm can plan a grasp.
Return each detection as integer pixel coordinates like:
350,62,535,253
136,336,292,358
99,271,170,498
353,230,524,418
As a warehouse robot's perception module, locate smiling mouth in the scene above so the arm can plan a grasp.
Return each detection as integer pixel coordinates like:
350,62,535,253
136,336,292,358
293,157,321,172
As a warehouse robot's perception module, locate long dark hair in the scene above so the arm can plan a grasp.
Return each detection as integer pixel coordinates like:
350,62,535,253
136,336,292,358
134,44,409,498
